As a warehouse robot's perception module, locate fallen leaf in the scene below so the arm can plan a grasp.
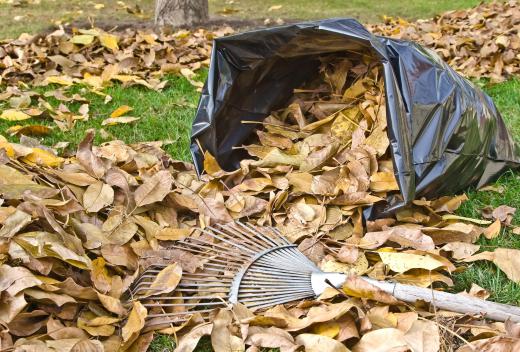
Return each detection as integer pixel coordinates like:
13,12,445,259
295,333,349,352
378,252,445,273
0,109,31,121
122,301,147,342
83,181,114,213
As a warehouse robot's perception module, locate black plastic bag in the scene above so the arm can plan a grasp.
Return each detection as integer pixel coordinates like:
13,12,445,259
190,18,519,212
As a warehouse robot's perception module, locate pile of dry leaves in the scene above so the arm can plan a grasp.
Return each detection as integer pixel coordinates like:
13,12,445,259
0,55,519,352
369,0,520,82
0,25,232,132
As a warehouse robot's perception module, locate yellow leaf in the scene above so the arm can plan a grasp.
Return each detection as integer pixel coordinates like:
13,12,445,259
71,34,95,45
203,150,223,175
45,75,75,86
370,171,399,192
110,105,133,118
102,116,139,126
0,109,31,121
22,148,64,167
441,214,492,225
311,321,340,338
122,301,147,342
6,125,52,136
83,73,104,89
99,33,119,51
378,252,444,273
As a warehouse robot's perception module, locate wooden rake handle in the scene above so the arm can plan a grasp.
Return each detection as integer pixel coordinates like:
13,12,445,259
363,277,520,323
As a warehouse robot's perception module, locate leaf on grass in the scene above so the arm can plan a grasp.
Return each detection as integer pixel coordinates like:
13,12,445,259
465,248,520,283
102,116,140,126
483,219,501,239
6,125,52,137
0,109,31,121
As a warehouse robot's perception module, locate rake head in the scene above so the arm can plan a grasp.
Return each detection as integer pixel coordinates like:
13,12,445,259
128,221,347,329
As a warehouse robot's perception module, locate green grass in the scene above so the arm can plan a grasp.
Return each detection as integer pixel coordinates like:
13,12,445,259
210,0,487,23
452,79,520,304
0,73,202,161
148,334,176,352
454,171,520,305
0,0,490,40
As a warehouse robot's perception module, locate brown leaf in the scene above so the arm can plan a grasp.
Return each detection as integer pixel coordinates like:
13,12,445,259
342,275,400,305
465,248,520,283
352,328,408,352
77,130,106,178
83,181,114,213
211,309,244,352
134,170,173,207
360,227,434,251
295,333,349,352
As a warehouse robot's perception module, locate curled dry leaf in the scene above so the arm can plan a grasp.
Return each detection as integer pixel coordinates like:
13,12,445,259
465,248,520,283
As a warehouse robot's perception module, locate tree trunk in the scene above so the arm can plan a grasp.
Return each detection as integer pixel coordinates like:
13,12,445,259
155,0,209,27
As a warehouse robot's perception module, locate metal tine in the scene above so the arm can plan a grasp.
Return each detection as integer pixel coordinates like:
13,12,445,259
180,237,251,261
179,237,252,260
226,221,284,249
238,289,313,298
144,301,223,307
269,226,293,245
167,243,248,263
255,255,313,270
239,283,311,289
179,283,231,288
220,223,273,252
141,295,227,300
243,273,310,281
174,288,229,293
242,278,310,287
239,288,311,294
199,227,257,255
234,221,284,247
240,276,309,284
146,308,217,319
261,248,318,271
241,291,315,303
179,277,233,283
243,292,315,306
247,264,312,276
208,225,271,253
182,273,234,278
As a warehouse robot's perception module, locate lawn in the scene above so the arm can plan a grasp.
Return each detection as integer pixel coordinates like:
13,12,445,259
0,0,487,39
0,1,518,351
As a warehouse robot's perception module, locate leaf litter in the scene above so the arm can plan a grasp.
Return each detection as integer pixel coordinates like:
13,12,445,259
0,50,519,352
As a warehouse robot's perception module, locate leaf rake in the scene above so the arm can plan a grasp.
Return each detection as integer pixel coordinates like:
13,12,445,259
128,221,520,329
